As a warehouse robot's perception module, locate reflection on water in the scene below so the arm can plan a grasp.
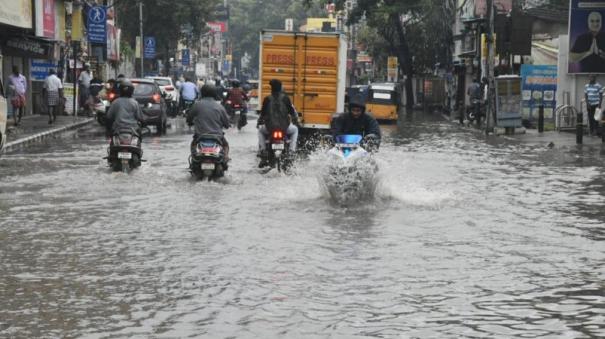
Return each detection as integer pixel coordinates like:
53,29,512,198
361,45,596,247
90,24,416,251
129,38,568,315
0,117,604,338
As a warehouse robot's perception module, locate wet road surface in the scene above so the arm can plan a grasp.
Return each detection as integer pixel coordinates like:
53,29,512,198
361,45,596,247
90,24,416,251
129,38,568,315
1,113,604,338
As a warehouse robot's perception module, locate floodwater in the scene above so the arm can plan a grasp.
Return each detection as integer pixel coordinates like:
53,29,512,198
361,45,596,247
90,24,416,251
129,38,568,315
1,113,604,338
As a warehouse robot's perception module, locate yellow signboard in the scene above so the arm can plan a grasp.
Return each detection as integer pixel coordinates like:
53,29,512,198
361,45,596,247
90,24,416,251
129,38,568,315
0,0,33,29
387,56,398,69
72,9,83,41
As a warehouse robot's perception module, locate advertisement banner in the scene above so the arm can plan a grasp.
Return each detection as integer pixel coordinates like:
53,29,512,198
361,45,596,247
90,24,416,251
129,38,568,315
63,83,78,115
387,56,398,82
87,6,107,44
521,65,557,120
207,21,227,33
35,0,56,38
107,22,120,61
568,0,605,73
31,59,56,81
0,0,33,29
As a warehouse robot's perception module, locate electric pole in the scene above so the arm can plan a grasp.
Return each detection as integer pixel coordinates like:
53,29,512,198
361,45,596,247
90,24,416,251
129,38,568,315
486,0,496,135
139,1,144,77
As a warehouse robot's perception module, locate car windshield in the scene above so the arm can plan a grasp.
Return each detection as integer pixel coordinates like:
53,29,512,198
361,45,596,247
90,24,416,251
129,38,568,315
154,79,171,86
133,83,155,96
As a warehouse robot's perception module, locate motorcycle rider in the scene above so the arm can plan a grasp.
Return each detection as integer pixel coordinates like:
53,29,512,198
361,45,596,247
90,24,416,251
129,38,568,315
226,79,249,128
466,78,482,122
214,77,226,101
105,79,144,137
186,84,231,161
258,79,299,167
180,77,199,110
331,100,381,149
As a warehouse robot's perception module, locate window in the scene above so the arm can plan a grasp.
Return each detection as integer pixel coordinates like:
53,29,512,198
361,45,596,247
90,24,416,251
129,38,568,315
133,83,155,96
373,92,391,100
154,79,171,86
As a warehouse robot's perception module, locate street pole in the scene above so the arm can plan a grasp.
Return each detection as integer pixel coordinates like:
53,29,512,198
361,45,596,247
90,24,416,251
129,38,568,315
139,1,144,77
486,0,496,135
73,41,78,120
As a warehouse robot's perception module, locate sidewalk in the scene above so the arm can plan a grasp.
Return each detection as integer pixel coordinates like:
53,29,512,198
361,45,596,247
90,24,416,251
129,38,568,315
505,128,604,147
2,115,95,153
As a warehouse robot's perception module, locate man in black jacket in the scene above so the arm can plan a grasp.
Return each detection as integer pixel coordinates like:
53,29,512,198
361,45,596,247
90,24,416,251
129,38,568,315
331,101,381,146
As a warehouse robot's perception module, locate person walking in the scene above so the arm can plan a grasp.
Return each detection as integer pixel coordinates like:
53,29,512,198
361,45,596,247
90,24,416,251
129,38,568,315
43,69,64,124
584,75,603,136
8,66,27,125
78,64,92,113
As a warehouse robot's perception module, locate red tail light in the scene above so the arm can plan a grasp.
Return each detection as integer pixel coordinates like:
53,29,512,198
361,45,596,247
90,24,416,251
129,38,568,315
165,86,174,91
108,92,116,101
272,130,283,140
152,93,161,103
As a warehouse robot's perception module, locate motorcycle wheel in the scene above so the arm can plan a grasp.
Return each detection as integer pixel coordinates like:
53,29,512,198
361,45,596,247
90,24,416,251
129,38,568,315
121,159,130,173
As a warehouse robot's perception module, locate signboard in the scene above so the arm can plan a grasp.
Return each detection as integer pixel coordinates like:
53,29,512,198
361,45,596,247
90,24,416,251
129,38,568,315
196,62,207,77
144,37,156,59
357,52,372,63
475,0,512,17
520,65,557,120
207,21,227,33
495,76,523,127
35,0,56,38
182,49,190,66
107,22,120,61
63,83,78,115
568,0,605,73
3,37,53,59
87,6,107,44
0,0,33,29
285,18,294,31
387,56,398,82
31,59,56,81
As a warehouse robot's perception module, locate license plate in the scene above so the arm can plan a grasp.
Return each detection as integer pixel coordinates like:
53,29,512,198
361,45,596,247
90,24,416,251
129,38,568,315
118,152,132,159
272,143,285,150
201,163,215,170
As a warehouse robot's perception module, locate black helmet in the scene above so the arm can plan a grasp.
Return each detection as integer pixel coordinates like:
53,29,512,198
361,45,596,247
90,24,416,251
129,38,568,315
349,100,366,114
269,79,282,93
119,79,134,97
201,84,217,98
231,79,240,87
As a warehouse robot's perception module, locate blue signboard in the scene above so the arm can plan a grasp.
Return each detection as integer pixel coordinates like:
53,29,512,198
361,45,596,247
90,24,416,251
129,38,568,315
182,49,190,66
144,37,156,59
521,65,557,121
31,59,56,81
87,6,107,44
568,0,605,73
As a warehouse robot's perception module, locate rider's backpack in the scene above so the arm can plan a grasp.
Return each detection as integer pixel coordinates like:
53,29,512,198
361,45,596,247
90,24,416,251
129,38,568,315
266,93,290,131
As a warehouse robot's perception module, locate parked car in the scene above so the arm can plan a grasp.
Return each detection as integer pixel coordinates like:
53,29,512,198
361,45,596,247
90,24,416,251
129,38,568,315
131,78,168,134
146,76,179,116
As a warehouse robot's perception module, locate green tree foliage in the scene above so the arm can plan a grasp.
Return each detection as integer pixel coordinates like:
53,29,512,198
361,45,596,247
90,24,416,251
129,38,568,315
228,0,325,75
116,0,218,59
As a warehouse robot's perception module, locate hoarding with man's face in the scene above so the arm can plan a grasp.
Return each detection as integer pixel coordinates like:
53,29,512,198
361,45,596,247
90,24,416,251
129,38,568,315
569,0,605,73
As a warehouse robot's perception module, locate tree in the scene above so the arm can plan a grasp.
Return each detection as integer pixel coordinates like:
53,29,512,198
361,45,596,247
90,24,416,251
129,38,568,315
115,0,218,65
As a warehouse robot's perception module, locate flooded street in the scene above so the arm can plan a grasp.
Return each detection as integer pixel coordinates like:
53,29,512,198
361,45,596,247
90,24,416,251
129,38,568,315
1,114,604,338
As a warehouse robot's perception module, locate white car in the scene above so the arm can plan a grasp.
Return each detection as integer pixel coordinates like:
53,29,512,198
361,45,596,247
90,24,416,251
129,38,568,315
147,76,179,116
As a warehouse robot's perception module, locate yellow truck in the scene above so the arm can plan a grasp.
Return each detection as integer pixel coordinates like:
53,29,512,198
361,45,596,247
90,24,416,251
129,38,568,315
259,30,347,131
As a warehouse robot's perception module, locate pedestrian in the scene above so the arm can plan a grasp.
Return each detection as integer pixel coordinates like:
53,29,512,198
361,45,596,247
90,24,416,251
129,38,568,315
43,69,64,124
78,64,92,113
8,66,27,125
584,75,602,136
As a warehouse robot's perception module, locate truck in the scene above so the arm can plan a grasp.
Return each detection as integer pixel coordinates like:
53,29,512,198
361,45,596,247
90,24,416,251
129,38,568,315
259,30,347,131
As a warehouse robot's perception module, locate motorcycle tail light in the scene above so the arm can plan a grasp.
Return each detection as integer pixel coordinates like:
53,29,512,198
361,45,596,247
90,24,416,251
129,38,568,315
272,130,283,140
226,100,232,105
108,92,116,101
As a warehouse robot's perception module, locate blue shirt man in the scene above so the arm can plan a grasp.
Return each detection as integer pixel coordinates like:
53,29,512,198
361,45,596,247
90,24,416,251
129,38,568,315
584,75,603,135
180,79,199,101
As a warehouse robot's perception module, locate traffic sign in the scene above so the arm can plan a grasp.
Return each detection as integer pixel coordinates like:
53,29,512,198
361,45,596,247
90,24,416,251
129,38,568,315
87,6,107,44
182,49,190,66
144,37,156,59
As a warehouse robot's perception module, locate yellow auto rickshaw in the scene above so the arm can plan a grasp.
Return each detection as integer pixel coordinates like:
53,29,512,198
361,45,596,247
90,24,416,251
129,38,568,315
365,83,401,121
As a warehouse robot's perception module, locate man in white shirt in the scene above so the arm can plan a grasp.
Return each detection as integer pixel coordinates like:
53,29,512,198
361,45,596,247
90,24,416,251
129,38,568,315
78,64,92,112
43,69,64,124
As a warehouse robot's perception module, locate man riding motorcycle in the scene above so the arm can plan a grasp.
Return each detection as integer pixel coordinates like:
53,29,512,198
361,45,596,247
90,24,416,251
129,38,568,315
105,79,144,137
226,79,249,128
180,77,199,111
186,84,231,161
258,79,299,167
331,101,381,149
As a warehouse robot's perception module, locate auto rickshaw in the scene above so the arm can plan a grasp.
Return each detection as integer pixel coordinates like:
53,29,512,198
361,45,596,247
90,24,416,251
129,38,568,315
365,83,401,121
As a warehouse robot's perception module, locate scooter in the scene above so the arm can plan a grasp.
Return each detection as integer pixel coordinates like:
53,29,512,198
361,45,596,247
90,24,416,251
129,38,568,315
189,134,228,181
323,134,379,203
181,99,195,116
225,100,247,130
105,127,144,173
467,99,483,126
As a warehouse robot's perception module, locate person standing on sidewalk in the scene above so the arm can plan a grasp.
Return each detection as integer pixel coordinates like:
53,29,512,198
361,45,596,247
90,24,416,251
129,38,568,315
78,64,92,114
584,75,603,136
8,66,27,126
43,69,64,124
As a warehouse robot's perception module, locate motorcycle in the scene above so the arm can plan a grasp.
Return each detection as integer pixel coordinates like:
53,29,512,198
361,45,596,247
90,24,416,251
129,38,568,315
467,99,483,126
189,134,228,181
105,127,144,173
224,99,247,130
181,99,195,116
322,134,379,204
260,127,292,172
